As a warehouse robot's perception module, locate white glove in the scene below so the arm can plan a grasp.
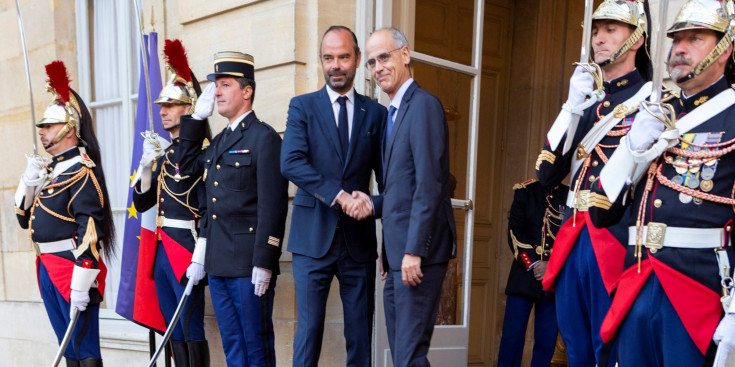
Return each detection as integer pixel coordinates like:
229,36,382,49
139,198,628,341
192,83,216,120
567,65,595,106
252,266,272,297
140,133,165,168
69,289,90,319
628,105,667,152
186,262,206,286
22,155,49,186
714,313,735,367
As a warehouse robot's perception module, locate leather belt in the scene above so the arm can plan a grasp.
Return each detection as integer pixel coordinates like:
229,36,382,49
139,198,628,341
566,190,590,212
628,223,724,250
34,238,76,255
157,216,196,230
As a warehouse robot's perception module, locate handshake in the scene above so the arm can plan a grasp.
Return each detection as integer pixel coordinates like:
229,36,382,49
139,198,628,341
337,191,373,220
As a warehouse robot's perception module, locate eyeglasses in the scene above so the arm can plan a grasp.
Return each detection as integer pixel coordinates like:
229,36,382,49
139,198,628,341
365,47,403,69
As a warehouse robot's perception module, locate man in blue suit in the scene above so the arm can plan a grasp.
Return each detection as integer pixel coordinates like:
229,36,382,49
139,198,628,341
361,27,457,367
280,26,387,367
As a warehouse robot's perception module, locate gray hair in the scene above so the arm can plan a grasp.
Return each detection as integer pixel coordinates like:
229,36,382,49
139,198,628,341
375,27,410,49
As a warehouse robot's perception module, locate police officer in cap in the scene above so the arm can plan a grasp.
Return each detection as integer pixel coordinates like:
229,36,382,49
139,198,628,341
176,51,289,367
132,39,211,367
15,61,116,367
498,179,567,367
590,0,735,365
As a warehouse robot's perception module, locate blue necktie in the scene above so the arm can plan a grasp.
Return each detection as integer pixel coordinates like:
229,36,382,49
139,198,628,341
337,96,349,159
386,105,397,141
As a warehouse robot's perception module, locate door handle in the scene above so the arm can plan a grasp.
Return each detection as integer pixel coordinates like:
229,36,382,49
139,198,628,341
451,198,473,211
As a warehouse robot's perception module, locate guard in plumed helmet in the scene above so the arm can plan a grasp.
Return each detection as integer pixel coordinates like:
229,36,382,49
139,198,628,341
14,61,116,367
132,39,212,367
587,0,735,365
175,51,289,366
535,0,656,365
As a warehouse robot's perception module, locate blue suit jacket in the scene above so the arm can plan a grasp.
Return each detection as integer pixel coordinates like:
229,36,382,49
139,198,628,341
281,86,386,262
373,82,457,271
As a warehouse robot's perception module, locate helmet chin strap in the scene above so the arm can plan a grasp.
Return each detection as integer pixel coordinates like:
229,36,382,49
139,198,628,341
674,34,732,84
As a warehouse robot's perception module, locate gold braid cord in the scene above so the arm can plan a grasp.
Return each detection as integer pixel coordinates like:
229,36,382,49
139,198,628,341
157,151,202,219
509,230,534,260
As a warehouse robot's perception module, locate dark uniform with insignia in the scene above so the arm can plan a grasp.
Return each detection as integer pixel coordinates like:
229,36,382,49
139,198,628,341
176,52,289,367
132,39,211,365
590,3,735,361
15,61,114,366
498,179,566,367
535,1,652,364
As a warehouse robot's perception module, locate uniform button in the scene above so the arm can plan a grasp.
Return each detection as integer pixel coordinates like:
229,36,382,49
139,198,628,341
212,214,217,220
169,149,174,153
235,162,240,167
31,216,35,220
653,199,662,208
589,175,596,182
592,160,599,167
603,101,611,108
216,164,221,170
31,229,34,234
160,211,165,215
599,114,605,119
212,198,217,203
35,203,39,207
214,181,219,187
160,198,164,202
249,227,254,232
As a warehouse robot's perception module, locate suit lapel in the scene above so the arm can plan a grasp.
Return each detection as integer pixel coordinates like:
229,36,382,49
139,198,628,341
315,87,345,165
383,82,418,179
344,93,366,171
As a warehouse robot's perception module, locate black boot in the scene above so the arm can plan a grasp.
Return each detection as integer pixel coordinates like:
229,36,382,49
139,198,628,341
171,340,190,367
65,357,80,367
79,357,103,367
187,340,210,367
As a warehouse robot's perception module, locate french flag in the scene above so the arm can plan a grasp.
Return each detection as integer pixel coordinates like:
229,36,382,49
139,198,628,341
115,32,168,333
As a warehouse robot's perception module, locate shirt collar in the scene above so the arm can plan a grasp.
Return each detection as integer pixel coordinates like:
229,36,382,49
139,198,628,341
326,85,355,104
390,78,415,110
678,75,728,114
229,110,253,131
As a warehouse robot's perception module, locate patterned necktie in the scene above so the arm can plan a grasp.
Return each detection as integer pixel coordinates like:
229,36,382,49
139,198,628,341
337,96,349,159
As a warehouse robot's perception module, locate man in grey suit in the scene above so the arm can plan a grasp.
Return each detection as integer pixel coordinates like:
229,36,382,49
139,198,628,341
356,27,456,367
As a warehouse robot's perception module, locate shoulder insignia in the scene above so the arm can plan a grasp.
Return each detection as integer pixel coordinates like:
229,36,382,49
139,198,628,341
80,152,96,168
513,178,537,190
202,138,210,150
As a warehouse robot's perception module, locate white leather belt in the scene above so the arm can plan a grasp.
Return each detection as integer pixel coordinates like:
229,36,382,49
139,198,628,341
628,224,724,249
158,216,196,230
34,238,76,254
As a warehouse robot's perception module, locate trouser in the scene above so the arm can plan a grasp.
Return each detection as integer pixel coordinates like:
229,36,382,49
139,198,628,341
208,275,276,367
616,274,708,367
39,262,101,360
292,227,375,367
384,262,447,367
497,294,558,367
555,227,614,366
154,243,206,341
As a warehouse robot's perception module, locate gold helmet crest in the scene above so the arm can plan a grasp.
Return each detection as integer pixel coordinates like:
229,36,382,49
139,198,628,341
37,61,82,143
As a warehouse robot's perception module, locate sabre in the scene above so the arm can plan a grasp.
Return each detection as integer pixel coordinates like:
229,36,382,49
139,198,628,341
51,308,80,367
14,0,38,155
146,280,194,367
649,0,669,103
132,0,155,132
580,0,595,63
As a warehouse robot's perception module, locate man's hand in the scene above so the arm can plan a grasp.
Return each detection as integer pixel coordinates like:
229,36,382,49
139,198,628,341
401,254,423,287
140,133,163,168
379,253,387,281
252,266,272,297
69,289,90,319
567,65,595,106
336,191,372,220
186,262,206,286
22,155,49,185
192,83,216,120
533,260,548,281
628,105,668,152
714,313,735,367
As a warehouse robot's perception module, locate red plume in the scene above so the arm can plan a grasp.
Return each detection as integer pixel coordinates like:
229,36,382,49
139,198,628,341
163,39,192,83
45,60,72,103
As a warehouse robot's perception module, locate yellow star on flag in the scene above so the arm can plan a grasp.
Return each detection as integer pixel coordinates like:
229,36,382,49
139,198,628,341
127,202,138,219
129,169,137,187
